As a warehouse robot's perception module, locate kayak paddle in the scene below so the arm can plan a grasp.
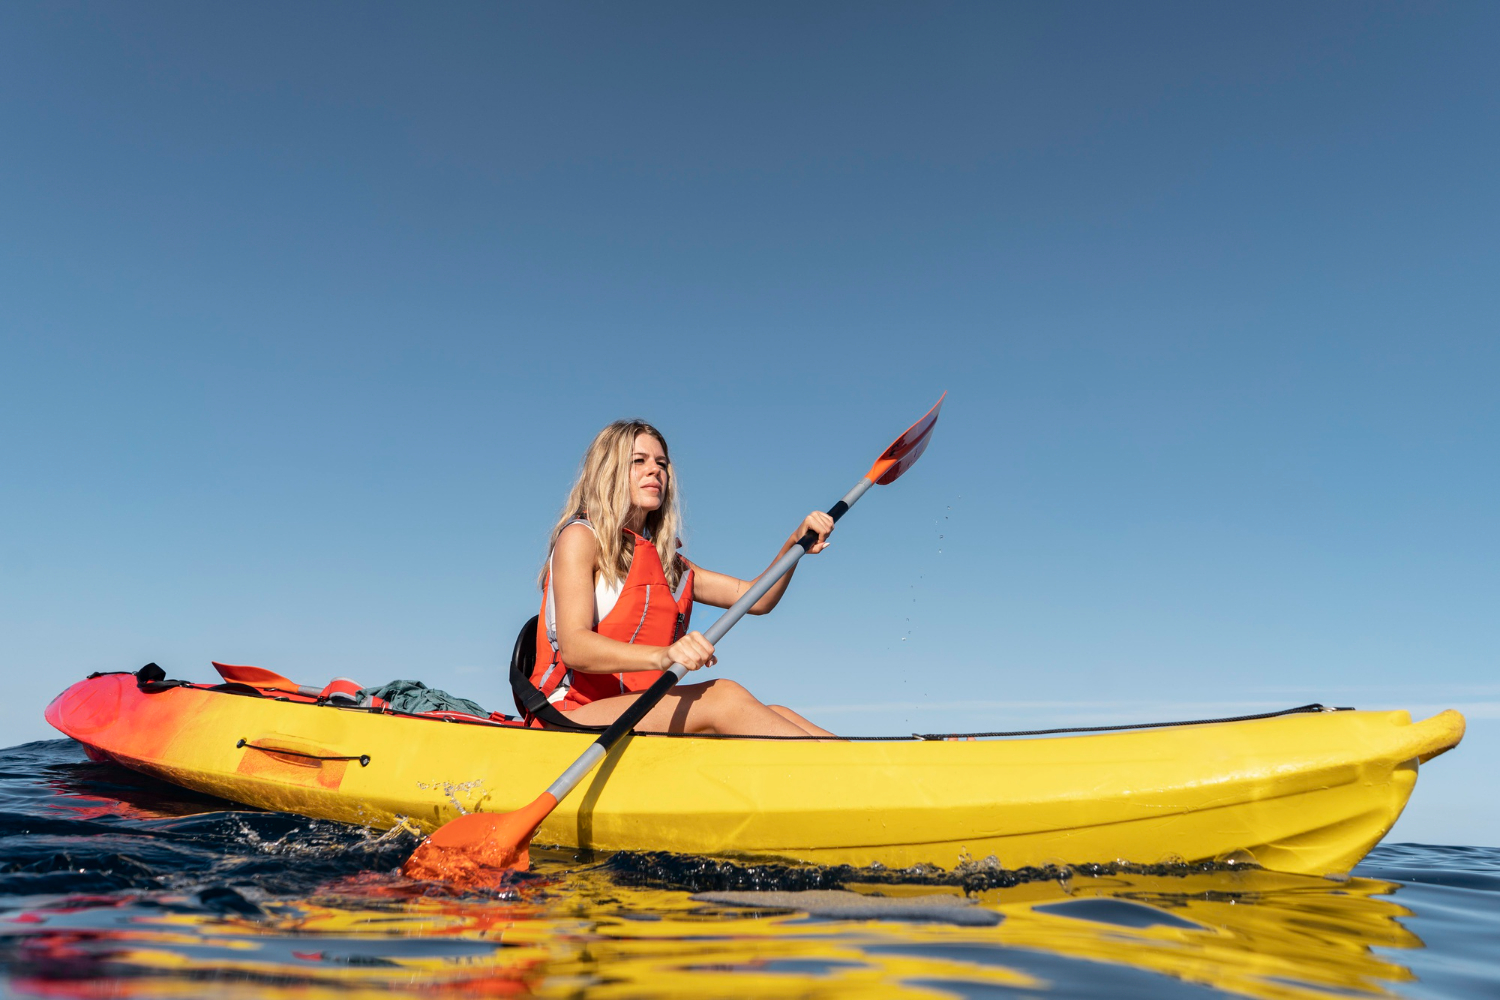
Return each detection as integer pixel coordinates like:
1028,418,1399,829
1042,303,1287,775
401,393,946,887
212,661,321,697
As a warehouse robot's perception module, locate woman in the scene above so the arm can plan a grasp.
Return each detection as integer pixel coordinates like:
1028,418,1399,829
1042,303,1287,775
519,420,836,737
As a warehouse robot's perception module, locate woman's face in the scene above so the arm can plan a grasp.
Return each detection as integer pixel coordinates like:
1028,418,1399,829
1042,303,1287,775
628,433,669,512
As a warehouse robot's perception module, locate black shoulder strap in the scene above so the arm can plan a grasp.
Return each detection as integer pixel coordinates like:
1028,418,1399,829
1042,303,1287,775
508,615,607,733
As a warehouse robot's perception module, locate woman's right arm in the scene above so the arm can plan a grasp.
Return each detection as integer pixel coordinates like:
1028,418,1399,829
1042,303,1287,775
551,524,716,674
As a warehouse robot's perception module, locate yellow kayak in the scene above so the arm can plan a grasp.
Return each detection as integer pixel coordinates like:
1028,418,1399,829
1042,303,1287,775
46,670,1464,876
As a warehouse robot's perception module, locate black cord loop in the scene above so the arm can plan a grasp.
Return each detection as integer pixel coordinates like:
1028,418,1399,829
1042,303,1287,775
611,702,1351,741
236,738,370,766
911,702,1347,740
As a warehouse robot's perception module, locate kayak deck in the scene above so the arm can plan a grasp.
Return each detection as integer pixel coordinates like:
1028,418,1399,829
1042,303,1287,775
46,672,1464,875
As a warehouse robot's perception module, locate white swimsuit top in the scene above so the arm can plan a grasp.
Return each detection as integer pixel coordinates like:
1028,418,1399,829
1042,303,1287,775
593,571,623,623
560,520,623,624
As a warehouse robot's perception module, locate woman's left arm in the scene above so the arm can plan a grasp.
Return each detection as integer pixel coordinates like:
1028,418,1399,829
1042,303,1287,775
689,511,834,614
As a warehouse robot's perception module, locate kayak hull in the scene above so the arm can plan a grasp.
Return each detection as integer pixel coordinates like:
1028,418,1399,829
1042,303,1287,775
46,674,1464,875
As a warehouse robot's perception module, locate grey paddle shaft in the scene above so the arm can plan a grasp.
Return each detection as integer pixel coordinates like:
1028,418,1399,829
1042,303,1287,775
543,475,876,801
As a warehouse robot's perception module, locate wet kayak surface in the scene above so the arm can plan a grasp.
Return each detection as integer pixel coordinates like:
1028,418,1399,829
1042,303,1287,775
2,738,1498,999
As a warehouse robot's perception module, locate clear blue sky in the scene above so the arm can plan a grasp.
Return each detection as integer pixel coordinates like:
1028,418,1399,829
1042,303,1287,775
3,3,1496,844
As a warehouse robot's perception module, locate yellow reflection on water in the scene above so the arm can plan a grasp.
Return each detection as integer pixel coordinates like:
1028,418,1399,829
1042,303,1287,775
3,853,1424,1000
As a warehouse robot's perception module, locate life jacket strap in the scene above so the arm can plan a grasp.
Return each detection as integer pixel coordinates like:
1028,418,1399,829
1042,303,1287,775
508,615,607,733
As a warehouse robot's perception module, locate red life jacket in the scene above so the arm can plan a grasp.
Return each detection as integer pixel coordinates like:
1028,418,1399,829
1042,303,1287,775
527,519,693,723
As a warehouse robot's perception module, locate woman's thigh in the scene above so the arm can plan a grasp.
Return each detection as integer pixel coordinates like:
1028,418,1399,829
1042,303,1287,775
558,681,720,733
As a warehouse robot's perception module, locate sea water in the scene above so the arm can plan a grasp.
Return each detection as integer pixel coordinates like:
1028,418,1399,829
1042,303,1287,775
1,739,1496,999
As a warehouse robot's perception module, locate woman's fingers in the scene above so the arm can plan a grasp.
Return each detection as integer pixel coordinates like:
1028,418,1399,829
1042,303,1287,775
668,632,716,671
800,510,835,554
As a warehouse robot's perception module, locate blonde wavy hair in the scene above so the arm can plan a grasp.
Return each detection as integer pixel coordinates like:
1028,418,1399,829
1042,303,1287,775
540,420,685,591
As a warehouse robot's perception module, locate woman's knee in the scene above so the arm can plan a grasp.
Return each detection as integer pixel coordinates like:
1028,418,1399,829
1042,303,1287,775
704,677,750,701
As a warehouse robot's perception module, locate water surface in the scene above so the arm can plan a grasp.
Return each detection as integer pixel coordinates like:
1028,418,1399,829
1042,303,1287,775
2,739,1496,998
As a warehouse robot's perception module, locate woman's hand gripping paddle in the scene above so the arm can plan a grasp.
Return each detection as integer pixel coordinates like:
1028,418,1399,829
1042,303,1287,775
401,394,946,888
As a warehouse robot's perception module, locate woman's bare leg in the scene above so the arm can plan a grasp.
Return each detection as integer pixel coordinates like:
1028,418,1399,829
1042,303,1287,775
558,678,819,737
769,705,836,738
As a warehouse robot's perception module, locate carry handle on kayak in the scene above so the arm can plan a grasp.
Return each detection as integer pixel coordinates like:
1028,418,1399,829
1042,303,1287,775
400,393,946,888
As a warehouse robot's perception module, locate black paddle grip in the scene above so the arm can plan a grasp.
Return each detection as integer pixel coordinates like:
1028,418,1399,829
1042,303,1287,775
794,499,850,551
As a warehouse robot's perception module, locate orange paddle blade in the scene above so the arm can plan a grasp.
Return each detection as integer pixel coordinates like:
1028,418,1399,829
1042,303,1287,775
401,792,558,889
865,392,945,485
212,661,301,691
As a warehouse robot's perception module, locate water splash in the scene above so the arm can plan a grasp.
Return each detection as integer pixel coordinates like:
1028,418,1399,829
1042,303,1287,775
415,778,487,815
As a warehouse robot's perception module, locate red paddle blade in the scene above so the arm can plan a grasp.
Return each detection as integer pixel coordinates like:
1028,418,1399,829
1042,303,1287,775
212,661,300,690
865,392,945,485
401,792,558,889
